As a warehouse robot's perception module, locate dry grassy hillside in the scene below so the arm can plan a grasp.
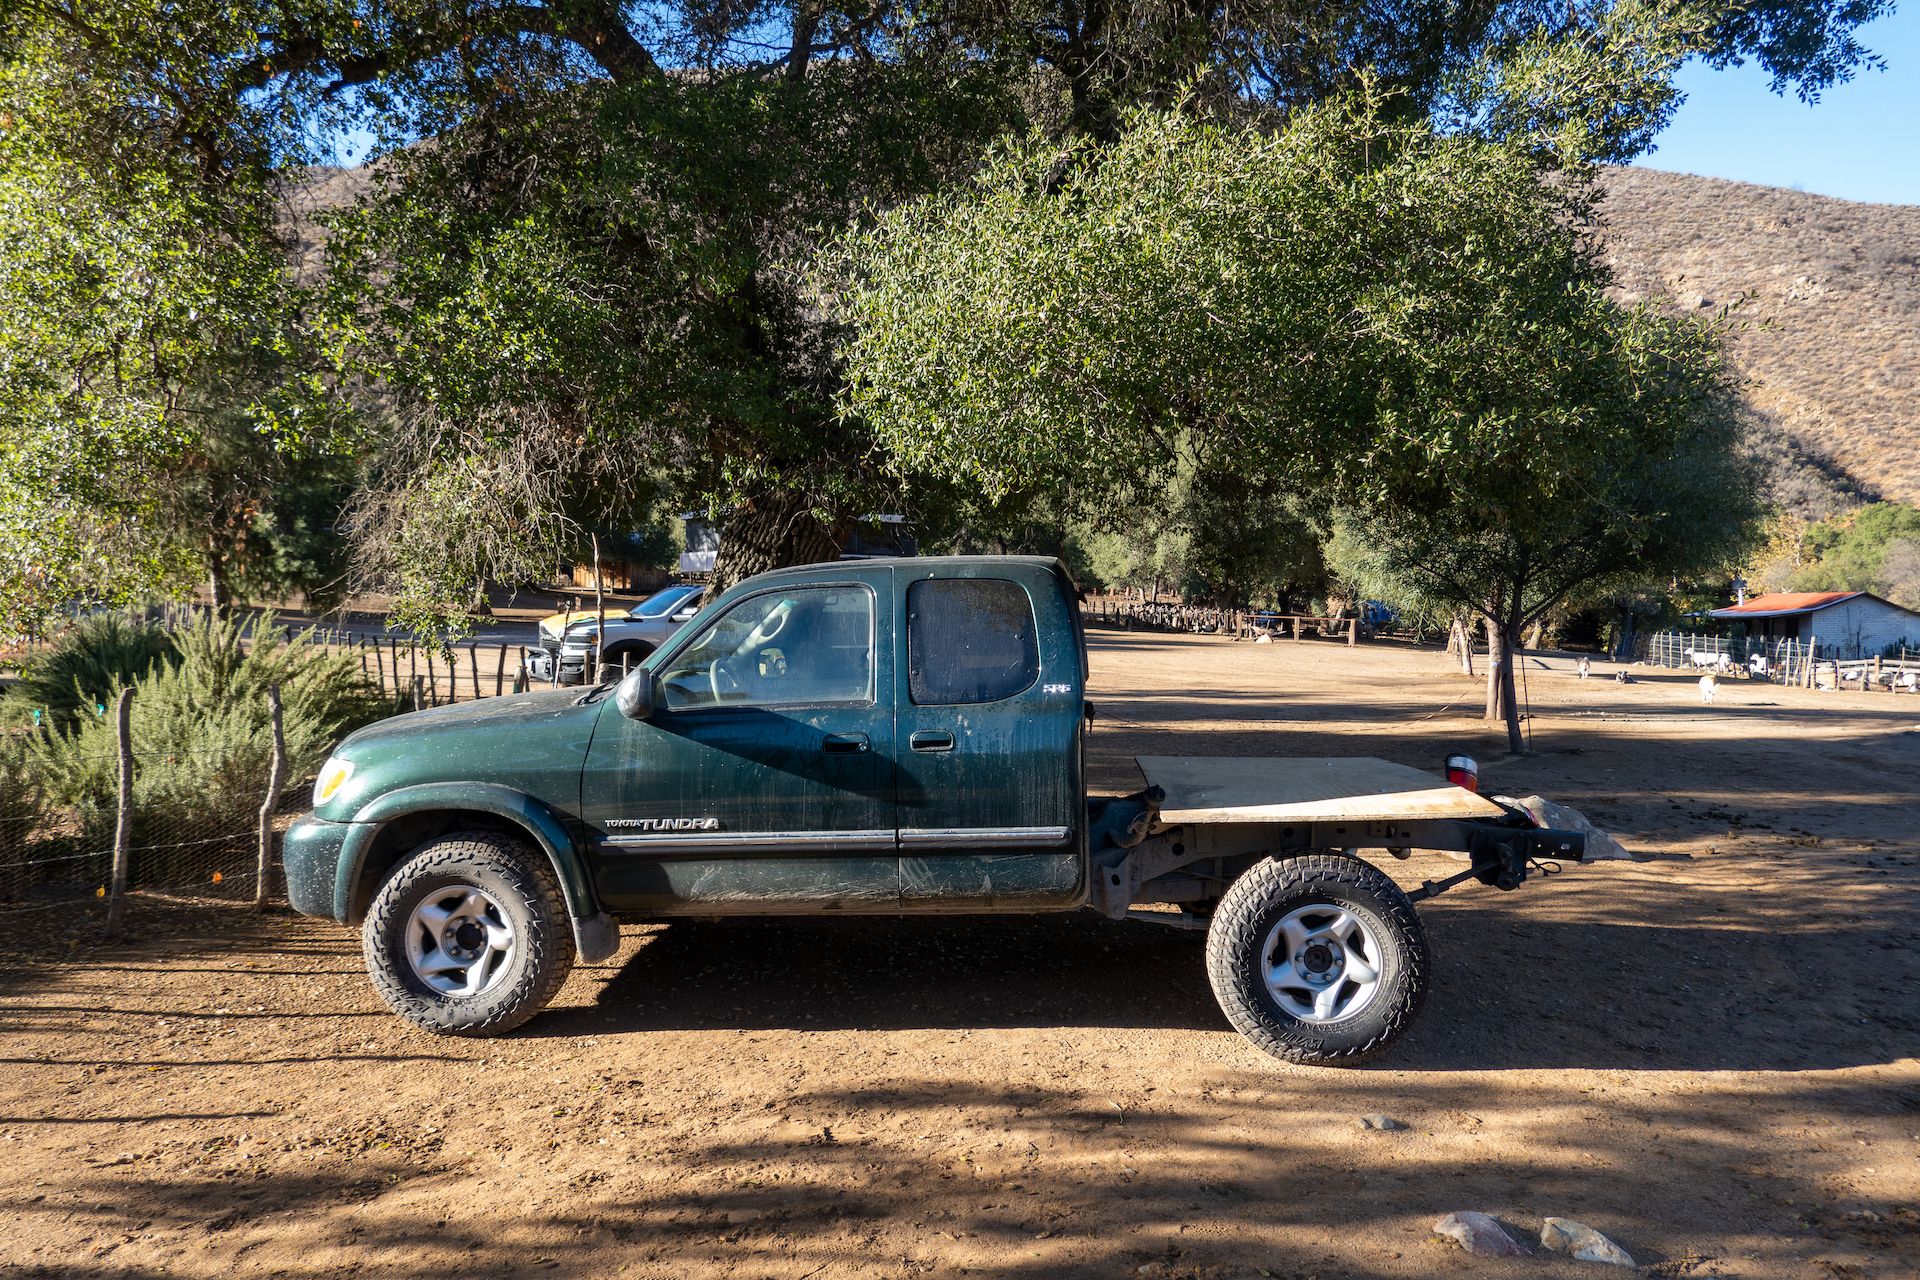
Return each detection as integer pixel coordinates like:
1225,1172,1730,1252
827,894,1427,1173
1600,165,1920,513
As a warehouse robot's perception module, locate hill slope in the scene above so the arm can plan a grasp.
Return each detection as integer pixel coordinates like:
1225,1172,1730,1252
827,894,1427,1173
1599,165,1920,513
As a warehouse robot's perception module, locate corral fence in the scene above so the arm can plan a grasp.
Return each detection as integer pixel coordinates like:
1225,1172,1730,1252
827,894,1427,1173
299,628,545,708
1640,630,1920,691
1084,599,1366,644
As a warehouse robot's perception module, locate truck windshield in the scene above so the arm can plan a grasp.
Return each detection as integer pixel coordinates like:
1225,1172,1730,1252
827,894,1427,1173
634,584,700,617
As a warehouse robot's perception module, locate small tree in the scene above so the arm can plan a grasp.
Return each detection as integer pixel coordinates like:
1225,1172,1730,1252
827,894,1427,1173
834,93,1763,751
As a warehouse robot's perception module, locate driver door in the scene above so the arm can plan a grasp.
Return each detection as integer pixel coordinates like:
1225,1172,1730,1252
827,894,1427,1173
580,572,898,913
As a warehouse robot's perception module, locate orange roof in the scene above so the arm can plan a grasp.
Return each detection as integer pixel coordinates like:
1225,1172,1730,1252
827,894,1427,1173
1711,591,1861,617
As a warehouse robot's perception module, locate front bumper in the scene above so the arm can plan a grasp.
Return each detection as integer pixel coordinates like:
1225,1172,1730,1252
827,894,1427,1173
524,645,589,685
282,814,355,919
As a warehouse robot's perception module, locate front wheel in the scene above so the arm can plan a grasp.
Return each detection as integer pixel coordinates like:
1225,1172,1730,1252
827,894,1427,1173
1205,853,1428,1066
363,831,575,1036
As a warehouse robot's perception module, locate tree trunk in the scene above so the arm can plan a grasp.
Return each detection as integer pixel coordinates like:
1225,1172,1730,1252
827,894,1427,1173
708,490,847,594
1486,607,1526,755
1449,616,1475,676
206,553,230,612
1483,615,1505,724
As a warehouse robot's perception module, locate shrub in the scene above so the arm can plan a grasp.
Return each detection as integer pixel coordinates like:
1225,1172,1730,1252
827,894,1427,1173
3,614,178,735
0,734,41,901
28,612,385,882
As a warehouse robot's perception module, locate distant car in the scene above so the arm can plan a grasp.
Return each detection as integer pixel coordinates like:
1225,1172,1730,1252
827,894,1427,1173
526,584,704,685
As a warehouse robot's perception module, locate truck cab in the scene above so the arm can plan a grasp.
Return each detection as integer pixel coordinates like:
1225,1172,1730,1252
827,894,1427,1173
580,557,1088,914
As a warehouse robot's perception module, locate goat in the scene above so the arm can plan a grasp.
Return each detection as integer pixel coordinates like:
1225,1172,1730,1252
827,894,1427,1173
1699,673,1718,704
1576,656,1592,679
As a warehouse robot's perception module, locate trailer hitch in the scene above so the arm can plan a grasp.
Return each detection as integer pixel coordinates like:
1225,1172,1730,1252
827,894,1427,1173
1407,825,1586,903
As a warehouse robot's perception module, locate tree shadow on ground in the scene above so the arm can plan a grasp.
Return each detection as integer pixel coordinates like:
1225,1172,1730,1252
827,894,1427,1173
526,902,1919,1073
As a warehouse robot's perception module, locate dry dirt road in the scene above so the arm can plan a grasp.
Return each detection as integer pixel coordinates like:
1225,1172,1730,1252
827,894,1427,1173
3,631,1918,1280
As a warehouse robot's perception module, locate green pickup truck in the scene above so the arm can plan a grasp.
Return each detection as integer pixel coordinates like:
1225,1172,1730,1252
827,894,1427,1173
285,556,1585,1064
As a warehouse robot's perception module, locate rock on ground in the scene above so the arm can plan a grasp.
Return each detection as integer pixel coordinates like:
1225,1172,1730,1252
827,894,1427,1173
1434,1211,1531,1258
1359,1114,1406,1131
1540,1217,1636,1266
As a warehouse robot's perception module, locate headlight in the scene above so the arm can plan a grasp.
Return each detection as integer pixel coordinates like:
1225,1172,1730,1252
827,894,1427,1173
313,758,356,807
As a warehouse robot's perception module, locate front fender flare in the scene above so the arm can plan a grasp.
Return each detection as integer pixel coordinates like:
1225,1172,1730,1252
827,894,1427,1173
337,782,620,963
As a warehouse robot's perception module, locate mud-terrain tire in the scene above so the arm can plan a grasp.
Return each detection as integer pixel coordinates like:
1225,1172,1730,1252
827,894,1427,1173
1205,853,1428,1066
363,831,575,1036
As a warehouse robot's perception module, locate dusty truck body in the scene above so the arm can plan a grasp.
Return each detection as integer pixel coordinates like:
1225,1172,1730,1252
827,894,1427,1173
283,556,1586,1064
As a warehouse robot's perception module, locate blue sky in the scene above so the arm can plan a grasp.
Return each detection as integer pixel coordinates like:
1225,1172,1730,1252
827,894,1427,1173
1635,5,1919,204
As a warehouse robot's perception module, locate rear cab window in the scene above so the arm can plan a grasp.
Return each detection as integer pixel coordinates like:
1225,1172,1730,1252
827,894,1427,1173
907,578,1040,705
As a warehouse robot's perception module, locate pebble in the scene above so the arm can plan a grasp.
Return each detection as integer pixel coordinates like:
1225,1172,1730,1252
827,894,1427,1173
1359,1114,1406,1131
1540,1217,1635,1267
1434,1211,1530,1258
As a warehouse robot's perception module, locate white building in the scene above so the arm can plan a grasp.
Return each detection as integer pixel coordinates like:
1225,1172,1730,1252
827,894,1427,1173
1709,591,1920,658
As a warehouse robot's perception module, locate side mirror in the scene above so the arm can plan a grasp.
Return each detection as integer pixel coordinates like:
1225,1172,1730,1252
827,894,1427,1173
671,608,697,623
615,669,657,721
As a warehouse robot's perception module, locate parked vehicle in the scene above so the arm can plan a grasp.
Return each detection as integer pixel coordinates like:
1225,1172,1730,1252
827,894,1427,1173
285,556,1587,1063
526,583,704,685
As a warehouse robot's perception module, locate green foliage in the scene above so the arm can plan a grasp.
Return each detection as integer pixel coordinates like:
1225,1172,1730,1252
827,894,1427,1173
4,614,178,735
0,0,1891,620
0,732,38,887
836,91,1765,748
317,64,1021,623
28,612,384,845
1783,503,1920,609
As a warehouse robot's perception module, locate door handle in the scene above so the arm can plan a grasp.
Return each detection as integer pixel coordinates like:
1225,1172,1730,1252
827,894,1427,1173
823,732,870,754
909,730,955,753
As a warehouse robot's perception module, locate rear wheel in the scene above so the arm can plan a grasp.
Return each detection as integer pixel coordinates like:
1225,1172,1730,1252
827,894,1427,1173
364,831,575,1036
1205,853,1427,1065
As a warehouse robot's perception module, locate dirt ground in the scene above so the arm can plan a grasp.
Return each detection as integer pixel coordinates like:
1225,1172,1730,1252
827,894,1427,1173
4,631,1918,1280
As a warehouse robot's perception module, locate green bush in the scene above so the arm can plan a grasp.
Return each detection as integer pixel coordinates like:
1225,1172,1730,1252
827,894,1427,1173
28,612,385,878
0,735,42,901
3,614,178,735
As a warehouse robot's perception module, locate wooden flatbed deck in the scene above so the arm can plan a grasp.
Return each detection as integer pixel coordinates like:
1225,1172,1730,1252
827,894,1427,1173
1136,756,1506,825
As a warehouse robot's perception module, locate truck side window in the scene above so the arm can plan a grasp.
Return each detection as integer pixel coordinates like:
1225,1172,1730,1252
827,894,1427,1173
659,586,874,710
907,578,1039,705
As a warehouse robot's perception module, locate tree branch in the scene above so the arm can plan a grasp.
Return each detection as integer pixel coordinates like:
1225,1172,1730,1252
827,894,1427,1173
224,1,661,99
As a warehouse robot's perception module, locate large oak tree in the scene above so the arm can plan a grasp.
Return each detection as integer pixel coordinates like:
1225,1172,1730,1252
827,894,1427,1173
0,0,1884,622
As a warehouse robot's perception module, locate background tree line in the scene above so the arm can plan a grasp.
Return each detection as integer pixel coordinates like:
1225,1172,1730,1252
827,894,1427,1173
2,0,1894,748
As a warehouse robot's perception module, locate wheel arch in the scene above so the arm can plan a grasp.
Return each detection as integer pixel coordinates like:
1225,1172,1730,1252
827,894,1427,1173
337,783,619,963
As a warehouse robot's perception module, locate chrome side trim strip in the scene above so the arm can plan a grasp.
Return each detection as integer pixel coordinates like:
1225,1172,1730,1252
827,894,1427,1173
599,829,897,854
898,826,1074,849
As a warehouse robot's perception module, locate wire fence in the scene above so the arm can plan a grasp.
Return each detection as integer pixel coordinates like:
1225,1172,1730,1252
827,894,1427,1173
0,685,291,926
1639,630,1920,690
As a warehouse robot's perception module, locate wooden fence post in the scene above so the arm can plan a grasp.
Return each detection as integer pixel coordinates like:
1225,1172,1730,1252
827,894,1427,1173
411,674,424,711
372,640,386,696
105,687,134,937
495,643,508,696
469,645,481,701
255,685,285,911
591,532,606,687
425,648,439,704
1348,615,1357,646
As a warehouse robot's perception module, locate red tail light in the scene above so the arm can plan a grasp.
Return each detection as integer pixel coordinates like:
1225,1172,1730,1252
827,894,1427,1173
1445,754,1480,793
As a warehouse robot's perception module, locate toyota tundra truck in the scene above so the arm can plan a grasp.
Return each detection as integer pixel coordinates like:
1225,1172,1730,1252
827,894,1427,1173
283,556,1587,1065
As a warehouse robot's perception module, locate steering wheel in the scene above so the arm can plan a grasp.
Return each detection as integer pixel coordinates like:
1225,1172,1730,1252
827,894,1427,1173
708,659,743,702
741,599,793,651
